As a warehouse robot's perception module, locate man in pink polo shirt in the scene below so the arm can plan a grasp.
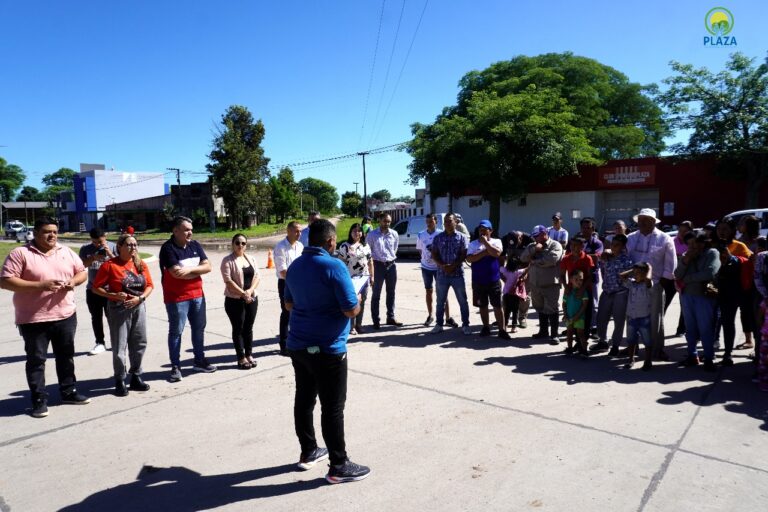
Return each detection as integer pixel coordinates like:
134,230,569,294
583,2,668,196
1,217,90,418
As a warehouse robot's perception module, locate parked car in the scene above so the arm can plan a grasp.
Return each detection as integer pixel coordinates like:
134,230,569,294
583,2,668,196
4,220,25,239
15,226,33,243
392,213,447,257
724,208,768,238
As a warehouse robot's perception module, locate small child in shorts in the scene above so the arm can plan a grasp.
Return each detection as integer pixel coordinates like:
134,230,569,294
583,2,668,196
620,262,654,371
562,270,589,357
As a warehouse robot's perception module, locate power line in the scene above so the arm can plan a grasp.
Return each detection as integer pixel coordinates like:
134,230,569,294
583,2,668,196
356,0,388,150
372,0,430,145
367,0,406,147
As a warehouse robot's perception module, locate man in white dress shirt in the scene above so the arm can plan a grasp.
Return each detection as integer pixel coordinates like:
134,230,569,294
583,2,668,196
367,213,402,328
274,221,304,355
299,211,320,247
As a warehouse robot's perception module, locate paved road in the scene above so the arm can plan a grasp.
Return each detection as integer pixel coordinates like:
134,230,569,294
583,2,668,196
0,248,766,511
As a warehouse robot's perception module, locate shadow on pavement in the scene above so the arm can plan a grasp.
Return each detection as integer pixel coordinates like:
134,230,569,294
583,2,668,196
59,463,326,512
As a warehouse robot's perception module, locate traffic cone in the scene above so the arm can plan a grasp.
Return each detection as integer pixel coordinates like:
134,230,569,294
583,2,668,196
266,249,275,269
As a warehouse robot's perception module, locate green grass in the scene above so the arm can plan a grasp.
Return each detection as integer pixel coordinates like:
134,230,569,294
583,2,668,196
58,218,306,241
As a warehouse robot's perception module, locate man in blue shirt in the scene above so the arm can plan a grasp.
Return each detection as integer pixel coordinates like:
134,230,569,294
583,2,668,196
284,218,370,484
298,211,320,247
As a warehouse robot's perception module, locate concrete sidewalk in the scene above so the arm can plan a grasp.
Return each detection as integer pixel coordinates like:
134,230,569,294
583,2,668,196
0,251,766,511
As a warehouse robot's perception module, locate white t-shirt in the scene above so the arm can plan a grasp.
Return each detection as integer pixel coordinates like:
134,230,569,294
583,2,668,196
416,228,442,270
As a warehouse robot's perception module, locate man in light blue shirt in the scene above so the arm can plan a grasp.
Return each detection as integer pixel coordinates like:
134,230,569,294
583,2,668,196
299,211,320,247
366,213,401,328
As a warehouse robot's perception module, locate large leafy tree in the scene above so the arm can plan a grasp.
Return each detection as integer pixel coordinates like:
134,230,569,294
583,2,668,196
16,186,44,201
207,105,271,229
41,167,76,202
340,191,362,216
407,52,668,227
659,52,768,207
371,189,391,202
270,167,299,221
298,177,339,213
0,157,26,202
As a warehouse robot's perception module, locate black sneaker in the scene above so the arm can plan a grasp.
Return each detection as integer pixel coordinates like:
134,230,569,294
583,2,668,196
642,360,653,372
297,447,329,470
193,359,217,373
720,356,734,367
325,460,371,484
61,391,91,405
169,365,183,382
498,330,511,340
589,340,610,352
607,346,620,357
372,322,381,330
563,346,575,355
679,355,700,367
480,326,491,337
423,316,434,327
446,317,459,328
703,358,717,372
115,378,129,397
31,399,48,418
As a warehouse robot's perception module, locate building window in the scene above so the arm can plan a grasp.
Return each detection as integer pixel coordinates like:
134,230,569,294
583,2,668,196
518,196,527,207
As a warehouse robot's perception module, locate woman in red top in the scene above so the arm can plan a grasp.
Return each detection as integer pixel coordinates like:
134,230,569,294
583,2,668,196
93,234,154,397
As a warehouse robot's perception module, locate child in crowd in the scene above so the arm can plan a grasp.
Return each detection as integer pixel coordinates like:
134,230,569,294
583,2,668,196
595,233,633,355
620,262,654,370
500,257,527,333
562,270,589,357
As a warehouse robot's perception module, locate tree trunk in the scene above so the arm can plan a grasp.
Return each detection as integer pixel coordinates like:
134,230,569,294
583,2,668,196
745,154,767,208
488,192,501,235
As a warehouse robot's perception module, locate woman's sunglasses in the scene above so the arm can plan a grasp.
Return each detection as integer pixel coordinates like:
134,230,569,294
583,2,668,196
234,241,247,246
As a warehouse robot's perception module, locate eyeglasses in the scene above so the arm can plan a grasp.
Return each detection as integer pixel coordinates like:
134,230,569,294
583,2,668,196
234,242,247,246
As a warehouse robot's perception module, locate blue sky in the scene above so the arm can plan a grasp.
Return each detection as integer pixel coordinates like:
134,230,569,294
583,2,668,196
1,0,766,201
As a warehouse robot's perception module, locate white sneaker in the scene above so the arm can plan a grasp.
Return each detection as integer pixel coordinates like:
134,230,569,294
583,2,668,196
89,343,106,355
462,326,472,335
431,325,443,334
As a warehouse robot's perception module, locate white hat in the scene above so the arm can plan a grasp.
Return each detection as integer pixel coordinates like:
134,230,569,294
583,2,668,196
633,208,661,224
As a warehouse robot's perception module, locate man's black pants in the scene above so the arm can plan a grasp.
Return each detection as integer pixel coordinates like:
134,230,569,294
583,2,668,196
289,348,348,466
277,279,290,351
86,289,109,345
20,314,78,402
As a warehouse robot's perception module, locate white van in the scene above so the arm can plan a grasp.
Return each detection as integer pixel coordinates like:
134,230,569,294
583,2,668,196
4,220,25,239
392,213,446,257
724,208,768,238
15,226,33,243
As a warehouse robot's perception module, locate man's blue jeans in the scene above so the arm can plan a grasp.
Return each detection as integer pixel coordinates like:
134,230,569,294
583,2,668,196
681,293,717,360
435,274,470,327
166,297,207,367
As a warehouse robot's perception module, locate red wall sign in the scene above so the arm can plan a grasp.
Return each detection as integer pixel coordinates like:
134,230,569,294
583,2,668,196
598,165,656,188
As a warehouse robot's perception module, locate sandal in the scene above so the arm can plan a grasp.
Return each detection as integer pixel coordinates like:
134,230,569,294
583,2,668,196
247,357,257,368
736,341,754,350
237,359,252,370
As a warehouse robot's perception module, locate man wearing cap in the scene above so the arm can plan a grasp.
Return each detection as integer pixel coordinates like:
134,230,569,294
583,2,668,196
467,220,511,339
521,225,564,342
547,213,569,249
626,208,676,360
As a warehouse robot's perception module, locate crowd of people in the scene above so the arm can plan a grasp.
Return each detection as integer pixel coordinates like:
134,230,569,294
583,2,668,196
3,207,768,484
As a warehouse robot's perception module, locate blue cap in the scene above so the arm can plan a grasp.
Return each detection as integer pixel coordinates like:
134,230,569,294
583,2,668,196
478,219,492,229
531,225,547,237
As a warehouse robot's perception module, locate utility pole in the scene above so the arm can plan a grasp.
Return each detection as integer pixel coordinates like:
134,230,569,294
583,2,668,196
167,168,180,214
357,152,369,217
353,182,359,195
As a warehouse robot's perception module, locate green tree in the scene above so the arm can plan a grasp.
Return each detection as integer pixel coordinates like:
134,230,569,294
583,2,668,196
0,157,26,202
41,167,76,202
16,185,44,201
206,105,271,229
371,189,391,202
659,52,768,207
340,191,362,216
298,177,339,213
392,195,414,203
407,52,668,228
270,167,299,221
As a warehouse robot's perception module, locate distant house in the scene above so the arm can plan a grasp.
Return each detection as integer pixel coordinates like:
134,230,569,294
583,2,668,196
0,201,51,228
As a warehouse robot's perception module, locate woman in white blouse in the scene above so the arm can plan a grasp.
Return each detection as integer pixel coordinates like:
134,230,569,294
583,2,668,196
220,234,260,369
336,223,374,334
